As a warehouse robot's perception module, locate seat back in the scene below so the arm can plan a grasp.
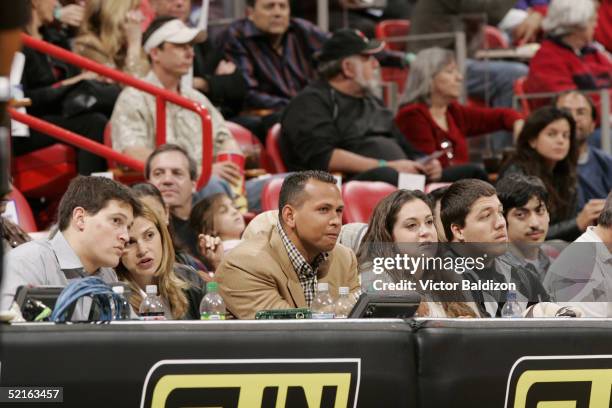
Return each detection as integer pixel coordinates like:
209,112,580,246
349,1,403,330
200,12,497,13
265,123,288,174
342,181,397,223
261,177,285,211
226,121,273,172
12,144,77,198
375,19,411,52
483,25,509,49
6,187,37,232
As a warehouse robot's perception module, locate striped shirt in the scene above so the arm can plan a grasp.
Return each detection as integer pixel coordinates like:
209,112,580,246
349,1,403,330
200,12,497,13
223,17,328,111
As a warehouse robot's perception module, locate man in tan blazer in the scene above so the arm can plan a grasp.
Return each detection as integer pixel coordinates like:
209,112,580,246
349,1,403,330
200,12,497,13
216,171,360,319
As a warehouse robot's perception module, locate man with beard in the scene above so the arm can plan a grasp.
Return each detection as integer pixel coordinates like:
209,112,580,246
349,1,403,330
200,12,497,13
280,29,488,186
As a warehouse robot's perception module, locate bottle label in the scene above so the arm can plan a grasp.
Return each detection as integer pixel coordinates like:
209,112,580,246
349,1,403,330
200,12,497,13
140,312,166,321
201,313,225,320
311,313,336,320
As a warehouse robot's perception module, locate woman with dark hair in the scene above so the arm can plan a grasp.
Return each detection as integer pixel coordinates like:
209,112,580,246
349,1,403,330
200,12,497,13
499,106,602,241
356,189,480,318
116,204,203,319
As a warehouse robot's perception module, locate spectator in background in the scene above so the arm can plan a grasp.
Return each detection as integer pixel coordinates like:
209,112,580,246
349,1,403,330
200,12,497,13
116,203,203,319
0,176,141,311
356,189,480,317
408,0,529,115
595,0,612,53
189,193,246,270
525,0,612,108
496,173,555,281
216,171,360,319
500,106,605,241
74,0,149,78
281,30,488,187
396,47,524,168
149,0,248,121
110,16,242,192
555,91,612,209
144,144,230,253
503,0,548,44
14,0,107,175
223,0,328,139
544,191,612,317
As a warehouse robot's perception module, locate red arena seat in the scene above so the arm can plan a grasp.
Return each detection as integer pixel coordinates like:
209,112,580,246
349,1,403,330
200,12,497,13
6,187,37,232
265,124,288,174
12,144,76,199
342,181,397,223
261,177,285,211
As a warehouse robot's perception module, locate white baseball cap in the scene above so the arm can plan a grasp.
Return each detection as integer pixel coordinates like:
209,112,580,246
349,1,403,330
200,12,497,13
143,19,206,53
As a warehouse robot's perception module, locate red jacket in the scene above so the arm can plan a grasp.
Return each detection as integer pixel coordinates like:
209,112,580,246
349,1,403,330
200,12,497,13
525,37,612,109
595,0,612,53
394,101,522,167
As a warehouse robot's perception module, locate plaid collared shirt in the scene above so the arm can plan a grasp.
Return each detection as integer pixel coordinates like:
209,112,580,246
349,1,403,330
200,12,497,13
277,223,328,307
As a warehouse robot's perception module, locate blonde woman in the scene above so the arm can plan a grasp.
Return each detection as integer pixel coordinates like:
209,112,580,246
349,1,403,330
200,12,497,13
116,204,202,319
74,0,149,78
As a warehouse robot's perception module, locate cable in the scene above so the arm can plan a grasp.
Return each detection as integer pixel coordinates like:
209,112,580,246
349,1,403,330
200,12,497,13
50,277,128,322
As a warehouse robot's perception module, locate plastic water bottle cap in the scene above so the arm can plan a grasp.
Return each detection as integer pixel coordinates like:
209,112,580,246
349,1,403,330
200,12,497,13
339,286,349,296
206,282,219,292
145,285,158,295
112,286,125,294
317,282,329,292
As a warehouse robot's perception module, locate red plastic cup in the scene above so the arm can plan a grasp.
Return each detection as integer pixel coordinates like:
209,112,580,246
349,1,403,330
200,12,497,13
216,152,246,197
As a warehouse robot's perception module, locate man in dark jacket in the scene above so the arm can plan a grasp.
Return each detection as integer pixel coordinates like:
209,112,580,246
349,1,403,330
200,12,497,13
281,29,488,186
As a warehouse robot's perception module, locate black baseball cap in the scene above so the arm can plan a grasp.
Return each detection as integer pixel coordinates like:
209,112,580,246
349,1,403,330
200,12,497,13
316,29,385,62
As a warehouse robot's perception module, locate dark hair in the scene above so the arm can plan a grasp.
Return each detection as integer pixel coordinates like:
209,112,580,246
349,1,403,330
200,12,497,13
496,174,549,217
57,176,142,231
145,144,198,181
427,186,449,205
142,15,176,47
357,189,433,267
245,0,255,6
500,106,578,222
132,183,165,207
598,192,612,228
554,90,597,122
440,179,497,241
278,171,337,210
189,193,229,236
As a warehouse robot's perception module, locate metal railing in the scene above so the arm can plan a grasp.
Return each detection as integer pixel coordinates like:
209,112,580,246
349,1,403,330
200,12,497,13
11,34,214,188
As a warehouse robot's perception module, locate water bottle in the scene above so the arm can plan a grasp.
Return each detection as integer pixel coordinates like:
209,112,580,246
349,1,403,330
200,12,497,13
334,287,353,319
112,286,131,320
311,282,335,319
138,285,166,320
501,290,523,318
200,282,226,320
